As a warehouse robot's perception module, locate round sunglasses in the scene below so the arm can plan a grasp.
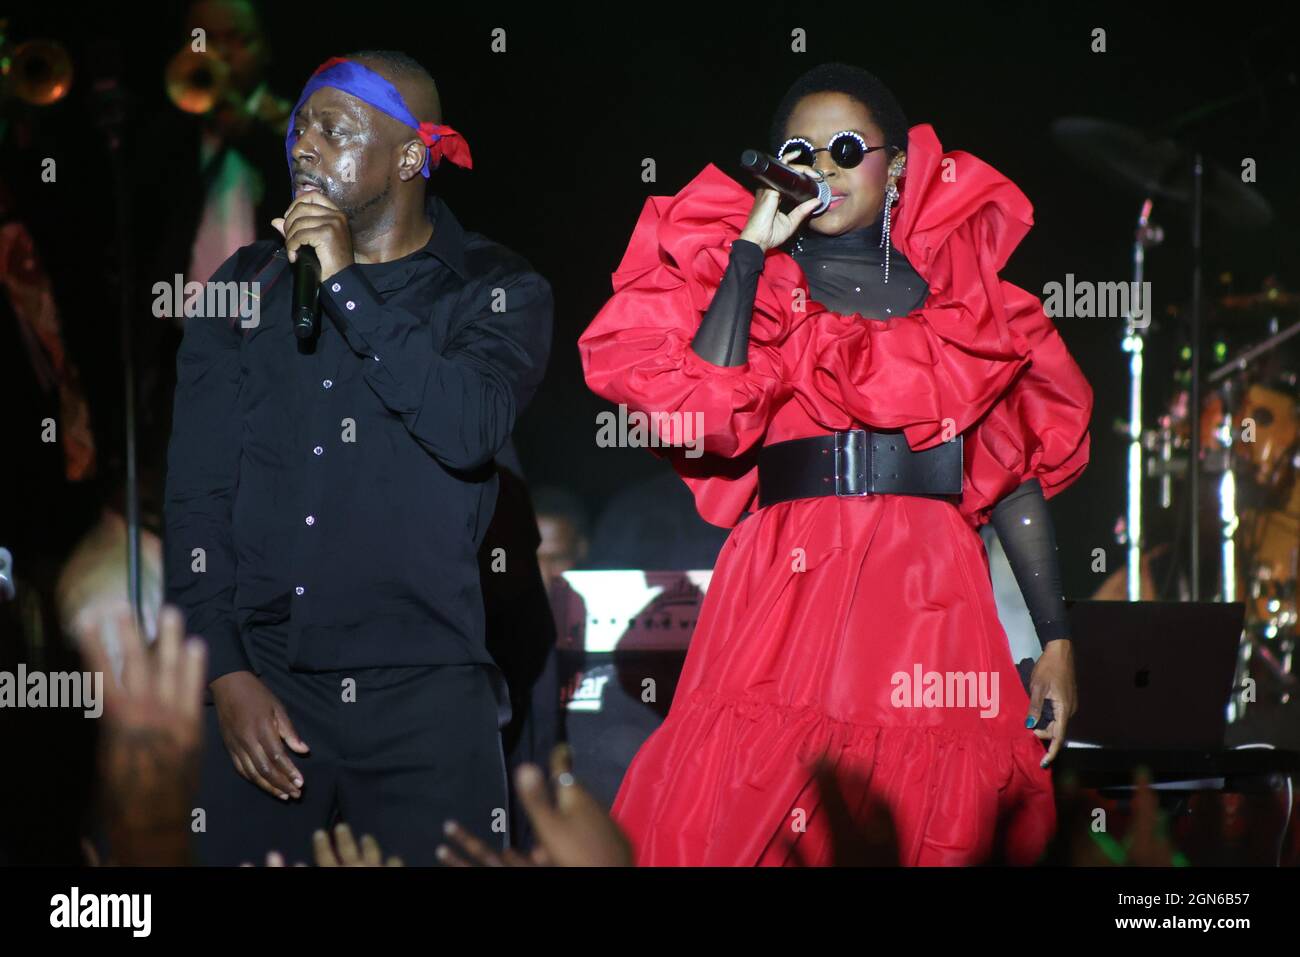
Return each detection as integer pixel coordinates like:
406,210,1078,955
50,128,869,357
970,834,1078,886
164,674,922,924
776,130,890,170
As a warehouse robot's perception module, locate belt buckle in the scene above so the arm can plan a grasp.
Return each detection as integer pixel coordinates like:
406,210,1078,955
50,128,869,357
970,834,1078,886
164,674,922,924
833,430,871,497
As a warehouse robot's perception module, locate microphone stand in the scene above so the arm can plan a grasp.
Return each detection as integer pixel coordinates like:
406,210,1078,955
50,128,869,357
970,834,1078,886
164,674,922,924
1188,153,1204,601
1123,199,1161,601
92,57,144,636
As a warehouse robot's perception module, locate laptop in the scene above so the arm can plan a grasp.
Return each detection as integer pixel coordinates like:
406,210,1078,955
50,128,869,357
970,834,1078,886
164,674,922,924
1063,600,1245,749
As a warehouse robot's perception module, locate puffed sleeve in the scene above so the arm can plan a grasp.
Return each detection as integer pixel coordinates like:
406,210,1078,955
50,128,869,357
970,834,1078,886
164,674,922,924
959,302,1093,526
579,166,820,526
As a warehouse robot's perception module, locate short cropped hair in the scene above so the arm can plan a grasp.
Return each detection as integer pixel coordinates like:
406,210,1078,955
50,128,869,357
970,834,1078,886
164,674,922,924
769,62,909,154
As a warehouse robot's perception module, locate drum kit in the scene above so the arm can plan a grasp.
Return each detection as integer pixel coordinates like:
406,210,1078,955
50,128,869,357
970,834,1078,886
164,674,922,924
1053,115,1298,731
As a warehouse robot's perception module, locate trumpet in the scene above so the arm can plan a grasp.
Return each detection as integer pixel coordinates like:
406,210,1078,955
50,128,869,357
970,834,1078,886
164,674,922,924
0,22,73,106
164,46,230,115
164,46,290,130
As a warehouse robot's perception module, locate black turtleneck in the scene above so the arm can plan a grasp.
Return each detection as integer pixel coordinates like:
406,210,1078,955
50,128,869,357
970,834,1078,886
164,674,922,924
791,206,929,318
689,210,1070,651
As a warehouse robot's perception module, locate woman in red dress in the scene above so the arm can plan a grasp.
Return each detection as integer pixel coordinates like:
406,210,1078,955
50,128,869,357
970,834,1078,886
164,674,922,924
579,63,1092,866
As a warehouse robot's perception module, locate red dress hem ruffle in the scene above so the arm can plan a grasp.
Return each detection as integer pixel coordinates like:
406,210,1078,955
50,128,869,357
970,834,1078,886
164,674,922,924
611,686,1058,867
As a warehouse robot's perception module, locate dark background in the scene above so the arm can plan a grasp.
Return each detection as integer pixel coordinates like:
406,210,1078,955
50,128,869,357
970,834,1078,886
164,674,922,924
5,0,1299,599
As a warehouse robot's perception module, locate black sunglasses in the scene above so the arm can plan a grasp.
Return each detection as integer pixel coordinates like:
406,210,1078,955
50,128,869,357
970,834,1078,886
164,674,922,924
776,130,890,170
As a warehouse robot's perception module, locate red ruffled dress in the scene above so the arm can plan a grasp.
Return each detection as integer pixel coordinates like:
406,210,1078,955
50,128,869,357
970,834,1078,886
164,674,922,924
578,124,1093,866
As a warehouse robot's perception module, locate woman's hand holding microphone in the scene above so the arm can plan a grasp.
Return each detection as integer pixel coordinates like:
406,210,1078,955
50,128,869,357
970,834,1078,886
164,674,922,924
738,162,823,252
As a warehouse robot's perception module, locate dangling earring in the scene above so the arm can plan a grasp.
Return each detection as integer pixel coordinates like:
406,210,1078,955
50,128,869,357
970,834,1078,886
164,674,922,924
880,158,904,283
880,180,898,283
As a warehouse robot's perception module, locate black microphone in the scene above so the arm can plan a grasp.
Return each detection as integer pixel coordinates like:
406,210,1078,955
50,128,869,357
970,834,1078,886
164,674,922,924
740,150,832,213
293,245,321,340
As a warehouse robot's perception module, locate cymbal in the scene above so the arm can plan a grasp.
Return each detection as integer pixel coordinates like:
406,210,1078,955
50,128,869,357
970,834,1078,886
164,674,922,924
1050,117,1274,229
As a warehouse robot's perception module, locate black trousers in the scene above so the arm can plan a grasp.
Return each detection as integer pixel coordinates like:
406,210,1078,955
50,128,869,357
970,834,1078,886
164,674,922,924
193,623,508,866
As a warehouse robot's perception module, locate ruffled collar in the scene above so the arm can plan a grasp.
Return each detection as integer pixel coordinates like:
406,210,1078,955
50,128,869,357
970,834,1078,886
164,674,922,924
609,123,1037,347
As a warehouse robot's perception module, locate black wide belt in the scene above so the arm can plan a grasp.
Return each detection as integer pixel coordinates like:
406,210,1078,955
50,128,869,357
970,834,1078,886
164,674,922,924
757,430,963,509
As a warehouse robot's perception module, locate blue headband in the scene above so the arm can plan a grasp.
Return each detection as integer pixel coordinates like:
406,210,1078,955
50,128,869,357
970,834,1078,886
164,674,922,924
285,57,472,182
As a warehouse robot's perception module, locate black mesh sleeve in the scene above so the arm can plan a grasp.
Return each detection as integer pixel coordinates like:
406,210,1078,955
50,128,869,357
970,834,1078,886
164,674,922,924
990,478,1071,648
689,239,765,367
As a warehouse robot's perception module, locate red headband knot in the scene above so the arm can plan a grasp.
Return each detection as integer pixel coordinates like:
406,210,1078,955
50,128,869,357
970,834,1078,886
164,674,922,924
418,122,473,170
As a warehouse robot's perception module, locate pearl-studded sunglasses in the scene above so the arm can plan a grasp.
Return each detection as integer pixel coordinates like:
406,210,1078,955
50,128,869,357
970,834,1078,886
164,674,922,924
777,130,890,170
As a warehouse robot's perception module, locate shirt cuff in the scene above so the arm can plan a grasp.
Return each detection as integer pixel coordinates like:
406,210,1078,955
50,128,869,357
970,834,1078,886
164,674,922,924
200,615,254,688
320,264,385,358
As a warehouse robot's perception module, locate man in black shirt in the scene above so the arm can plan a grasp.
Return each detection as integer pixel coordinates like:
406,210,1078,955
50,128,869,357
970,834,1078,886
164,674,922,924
164,50,552,865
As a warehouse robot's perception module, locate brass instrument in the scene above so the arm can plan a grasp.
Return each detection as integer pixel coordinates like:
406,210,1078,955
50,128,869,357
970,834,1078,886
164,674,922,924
164,46,230,115
0,22,73,106
164,46,290,131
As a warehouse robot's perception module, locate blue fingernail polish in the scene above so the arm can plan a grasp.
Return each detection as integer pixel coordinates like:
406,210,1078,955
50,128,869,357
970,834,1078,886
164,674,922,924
1025,716,1035,728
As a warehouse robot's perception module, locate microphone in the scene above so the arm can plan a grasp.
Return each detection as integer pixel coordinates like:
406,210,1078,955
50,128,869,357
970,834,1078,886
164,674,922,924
740,150,832,214
292,245,321,340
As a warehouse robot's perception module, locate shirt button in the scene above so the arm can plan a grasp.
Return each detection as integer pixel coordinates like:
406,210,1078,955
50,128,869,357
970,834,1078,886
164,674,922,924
305,515,315,526
373,355,381,362
313,446,323,456
295,586,305,596
323,379,333,389
331,282,341,293
345,300,356,311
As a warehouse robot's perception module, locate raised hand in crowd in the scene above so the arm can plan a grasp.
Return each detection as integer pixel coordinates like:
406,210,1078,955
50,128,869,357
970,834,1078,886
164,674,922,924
250,823,404,867
77,604,207,866
313,824,404,867
1049,767,1190,867
1124,768,1179,867
788,756,901,867
438,744,634,867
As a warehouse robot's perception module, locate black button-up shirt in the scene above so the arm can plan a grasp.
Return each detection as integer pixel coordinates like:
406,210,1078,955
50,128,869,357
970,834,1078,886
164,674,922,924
163,195,553,687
